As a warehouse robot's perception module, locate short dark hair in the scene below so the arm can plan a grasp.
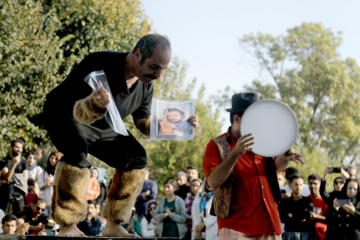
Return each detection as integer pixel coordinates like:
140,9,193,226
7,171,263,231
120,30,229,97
2,214,17,225
289,174,303,184
187,165,199,172
11,139,24,148
34,198,46,205
132,34,171,65
164,179,179,191
87,200,97,207
308,173,321,182
285,167,299,180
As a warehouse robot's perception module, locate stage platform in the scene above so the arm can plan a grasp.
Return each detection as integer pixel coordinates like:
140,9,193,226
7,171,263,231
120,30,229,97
0,236,179,240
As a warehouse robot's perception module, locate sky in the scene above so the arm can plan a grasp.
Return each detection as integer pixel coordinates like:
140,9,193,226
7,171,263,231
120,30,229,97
142,0,360,130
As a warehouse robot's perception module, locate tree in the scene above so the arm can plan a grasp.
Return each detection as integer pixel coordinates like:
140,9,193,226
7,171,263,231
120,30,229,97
216,23,360,177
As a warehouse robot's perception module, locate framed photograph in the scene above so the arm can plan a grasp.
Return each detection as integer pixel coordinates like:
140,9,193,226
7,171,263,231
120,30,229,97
150,98,195,141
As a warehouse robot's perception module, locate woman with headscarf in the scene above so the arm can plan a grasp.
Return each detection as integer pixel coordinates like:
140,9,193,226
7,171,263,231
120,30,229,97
325,178,360,240
37,151,61,216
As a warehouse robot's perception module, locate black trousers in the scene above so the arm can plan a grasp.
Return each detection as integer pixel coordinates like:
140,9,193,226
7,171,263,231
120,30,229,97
43,100,147,171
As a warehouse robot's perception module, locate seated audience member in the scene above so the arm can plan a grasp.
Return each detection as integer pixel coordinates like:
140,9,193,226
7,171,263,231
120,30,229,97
191,179,217,240
281,167,311,198
19,198,49,235
77,200,103,236
308,173,327,240
279,175,313,240
136,169,158,219
25,178,39,207
321,166,346,205
26,151,42,196
121,207,141,236
1,214,18,234
325,179,360,240
154,179,186,238
175,171,189,199
185,178,203,240
140,201,158,237
1,214,29,235
86,168,101,201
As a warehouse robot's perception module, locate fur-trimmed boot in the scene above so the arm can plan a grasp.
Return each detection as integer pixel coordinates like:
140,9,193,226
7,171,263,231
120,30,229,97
51,161,90,227
102,168,146,223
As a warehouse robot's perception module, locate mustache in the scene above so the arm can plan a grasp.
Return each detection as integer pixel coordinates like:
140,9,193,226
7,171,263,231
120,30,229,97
144,74,157,80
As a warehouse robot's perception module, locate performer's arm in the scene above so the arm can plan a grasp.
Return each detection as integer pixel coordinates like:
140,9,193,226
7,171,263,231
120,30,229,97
73,88,108,124
134,116,151,136
206,133,254,190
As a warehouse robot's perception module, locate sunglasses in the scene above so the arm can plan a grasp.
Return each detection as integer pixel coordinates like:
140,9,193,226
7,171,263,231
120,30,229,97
36,206,45,212
335,181,345,184
148,207,156,211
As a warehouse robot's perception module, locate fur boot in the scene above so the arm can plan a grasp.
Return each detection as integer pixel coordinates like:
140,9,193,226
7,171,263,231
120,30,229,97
102,168,146,223
73,94,106,124
51,161,90,226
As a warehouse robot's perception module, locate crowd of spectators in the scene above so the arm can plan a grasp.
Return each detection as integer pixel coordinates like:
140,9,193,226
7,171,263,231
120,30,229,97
1,138,359,240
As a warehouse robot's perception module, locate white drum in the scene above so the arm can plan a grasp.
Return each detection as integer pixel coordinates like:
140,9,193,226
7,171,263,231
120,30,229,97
240,99,298,157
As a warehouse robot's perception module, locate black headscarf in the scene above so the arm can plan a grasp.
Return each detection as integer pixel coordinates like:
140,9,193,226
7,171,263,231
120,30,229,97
44,151,61,175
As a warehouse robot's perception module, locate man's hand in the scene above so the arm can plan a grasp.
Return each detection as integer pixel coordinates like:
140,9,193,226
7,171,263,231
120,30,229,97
12,155,21,165
142,190,150,199
233,133,255,156
16,222,30,235
187,115,199,129
282,149,304,164
92,88,110,109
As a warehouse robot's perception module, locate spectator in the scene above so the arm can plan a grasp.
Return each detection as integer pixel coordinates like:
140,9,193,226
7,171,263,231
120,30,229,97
308,173,327,240
278,173,285,188
0,139,29,217
325,179,360,240
154,179,186,238
0,208,4,233
281,167,311,198
26,151,42,196
321,166,346,205
77,200,103,236
175,171,189,199
86,168,100,201
135,169,158,219
121,207,142,236
140,201,158,237
185,178,203,240
18,198,49,235
25,178,38,207
95,167,107,210
191,179,217,240
346,166,357,179
38,151,61,216
1,214,18,234
279,175,313,240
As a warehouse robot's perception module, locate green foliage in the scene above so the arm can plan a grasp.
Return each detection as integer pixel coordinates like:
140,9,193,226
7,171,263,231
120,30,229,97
216,22,360,175
0,0,150,158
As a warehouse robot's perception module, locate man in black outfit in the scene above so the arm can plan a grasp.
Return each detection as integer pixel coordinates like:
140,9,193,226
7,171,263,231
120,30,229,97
43,34,199,237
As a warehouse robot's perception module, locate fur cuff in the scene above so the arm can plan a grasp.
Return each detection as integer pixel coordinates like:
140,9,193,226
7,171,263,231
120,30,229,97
73,94,106,124
139,116,151,136
51,162,90,226
102,168,145,222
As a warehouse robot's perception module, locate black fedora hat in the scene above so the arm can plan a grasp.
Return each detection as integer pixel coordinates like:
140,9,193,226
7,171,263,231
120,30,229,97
226,92,259,113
